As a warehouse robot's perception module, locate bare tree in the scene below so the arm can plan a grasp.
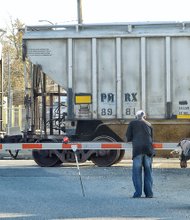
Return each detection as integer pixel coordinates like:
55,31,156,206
2,18,26,105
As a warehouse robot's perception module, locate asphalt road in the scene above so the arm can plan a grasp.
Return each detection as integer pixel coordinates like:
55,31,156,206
0,158,189,220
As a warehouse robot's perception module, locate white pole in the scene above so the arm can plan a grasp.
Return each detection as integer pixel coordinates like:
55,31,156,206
7,51,12,135
72,145,85,197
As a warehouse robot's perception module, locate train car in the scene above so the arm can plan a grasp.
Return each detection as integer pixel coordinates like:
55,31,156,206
18,21,190,167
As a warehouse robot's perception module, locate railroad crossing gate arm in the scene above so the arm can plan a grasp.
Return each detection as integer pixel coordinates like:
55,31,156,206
0,142,177,151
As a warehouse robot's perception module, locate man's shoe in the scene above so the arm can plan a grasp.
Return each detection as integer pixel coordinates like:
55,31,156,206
146,195,153,198
132,195,141,198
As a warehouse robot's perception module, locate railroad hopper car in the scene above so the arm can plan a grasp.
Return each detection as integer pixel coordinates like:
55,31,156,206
19,22,190,167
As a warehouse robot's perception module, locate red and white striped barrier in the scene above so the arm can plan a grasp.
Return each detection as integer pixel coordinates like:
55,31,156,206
0,142,177,151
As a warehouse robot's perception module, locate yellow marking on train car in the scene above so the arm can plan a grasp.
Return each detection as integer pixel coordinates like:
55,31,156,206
75,95,92,104
177,115,190,119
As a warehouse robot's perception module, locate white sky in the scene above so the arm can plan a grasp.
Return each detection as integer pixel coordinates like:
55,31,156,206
0,0,190,29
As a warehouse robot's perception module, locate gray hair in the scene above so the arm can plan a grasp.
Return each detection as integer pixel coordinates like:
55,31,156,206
135,110,146,119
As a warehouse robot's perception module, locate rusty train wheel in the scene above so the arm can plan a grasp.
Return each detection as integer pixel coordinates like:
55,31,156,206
32,139,62,167
113,149,125,164
32,150,62,167
90,135,121,167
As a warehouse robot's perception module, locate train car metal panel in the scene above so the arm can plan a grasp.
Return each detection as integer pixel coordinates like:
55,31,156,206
23,22,190,120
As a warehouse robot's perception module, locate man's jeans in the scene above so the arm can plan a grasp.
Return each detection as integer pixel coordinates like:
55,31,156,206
132,154,153,197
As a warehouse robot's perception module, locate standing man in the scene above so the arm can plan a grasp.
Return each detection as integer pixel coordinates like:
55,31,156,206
126,110,155,198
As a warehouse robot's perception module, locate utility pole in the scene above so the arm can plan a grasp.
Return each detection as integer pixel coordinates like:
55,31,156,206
77,0,83,25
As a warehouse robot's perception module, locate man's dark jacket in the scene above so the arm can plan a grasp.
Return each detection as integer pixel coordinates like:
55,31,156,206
126,119,154,159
